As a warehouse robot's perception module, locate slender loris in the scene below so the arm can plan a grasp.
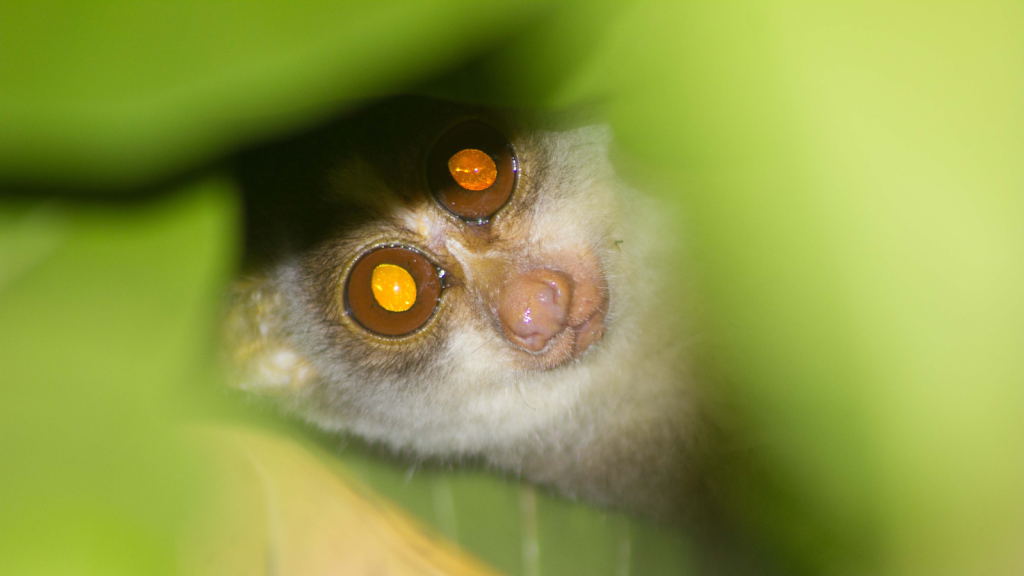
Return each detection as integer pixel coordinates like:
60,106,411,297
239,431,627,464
224,97,703,520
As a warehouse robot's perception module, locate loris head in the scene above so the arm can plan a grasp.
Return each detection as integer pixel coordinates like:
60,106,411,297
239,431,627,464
225,97,680,463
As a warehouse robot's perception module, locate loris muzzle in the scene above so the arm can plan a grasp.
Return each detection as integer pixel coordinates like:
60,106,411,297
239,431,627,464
224,97,700,520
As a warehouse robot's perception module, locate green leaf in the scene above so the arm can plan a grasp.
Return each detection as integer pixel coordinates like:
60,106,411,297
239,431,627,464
0,1,539,188
0,177,239,575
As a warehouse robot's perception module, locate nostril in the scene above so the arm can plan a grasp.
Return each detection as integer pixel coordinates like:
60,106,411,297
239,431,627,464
498,269,573,352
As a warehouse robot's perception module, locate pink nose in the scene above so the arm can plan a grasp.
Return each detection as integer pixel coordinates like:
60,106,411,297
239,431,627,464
498,268,573,352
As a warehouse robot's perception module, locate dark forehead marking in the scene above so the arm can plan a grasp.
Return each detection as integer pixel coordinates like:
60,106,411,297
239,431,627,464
329,97,525,202
233,97,455,266
234,95,562,269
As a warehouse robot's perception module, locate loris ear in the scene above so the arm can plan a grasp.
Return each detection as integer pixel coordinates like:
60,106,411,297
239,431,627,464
223,276,317,394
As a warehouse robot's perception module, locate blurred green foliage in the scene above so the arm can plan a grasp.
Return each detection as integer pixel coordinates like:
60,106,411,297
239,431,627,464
0,182,238,575
2,2,1022,575
0,1,538,187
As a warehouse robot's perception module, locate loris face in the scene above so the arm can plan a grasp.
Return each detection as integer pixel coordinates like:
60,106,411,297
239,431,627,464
226,98,692,516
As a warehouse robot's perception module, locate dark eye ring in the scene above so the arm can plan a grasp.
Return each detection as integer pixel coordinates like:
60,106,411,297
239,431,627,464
344,245,444,337
427,120,517,222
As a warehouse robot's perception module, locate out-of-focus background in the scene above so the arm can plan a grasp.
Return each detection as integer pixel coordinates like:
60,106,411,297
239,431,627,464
1,2,1021,575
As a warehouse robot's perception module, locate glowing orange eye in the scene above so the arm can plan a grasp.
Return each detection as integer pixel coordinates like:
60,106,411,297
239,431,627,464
345,247,443,336
428,121,517,221
448,149,497,191
371,264,417,312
